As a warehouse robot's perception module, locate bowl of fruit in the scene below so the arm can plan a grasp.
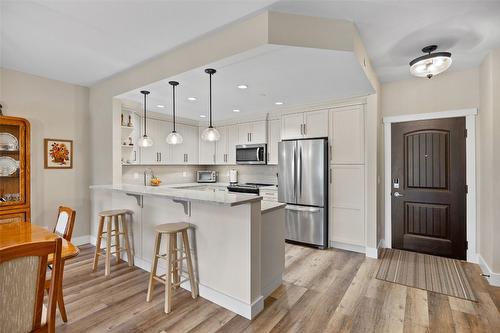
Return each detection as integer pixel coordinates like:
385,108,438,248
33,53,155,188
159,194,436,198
150,177,161,186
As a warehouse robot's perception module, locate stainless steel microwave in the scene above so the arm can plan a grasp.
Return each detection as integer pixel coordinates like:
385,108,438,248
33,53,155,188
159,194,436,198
197,170,217,183
236,144,267,165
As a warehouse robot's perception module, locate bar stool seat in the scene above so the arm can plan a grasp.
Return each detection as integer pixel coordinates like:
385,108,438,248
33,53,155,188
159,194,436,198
146,222,198,313
92,209,133,276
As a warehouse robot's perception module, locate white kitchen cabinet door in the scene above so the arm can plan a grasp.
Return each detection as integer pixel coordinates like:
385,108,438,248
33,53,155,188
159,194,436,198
250,120,267,144
330,105,365,164
155,120,171,164
304,109,329,138
140,118,169,164
185,124,199,164
281,113,303,140
237,122,252,144
225,125,238,164
329,165,365,246
199,127,216,164
215,126,228,164
267,119,281,165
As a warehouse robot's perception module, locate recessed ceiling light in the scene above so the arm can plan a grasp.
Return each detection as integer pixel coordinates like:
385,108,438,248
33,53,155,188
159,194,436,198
275,101,284,105
199,115,207,118
187,97,197,101
237,84,248,89
157,104,165,108
233,109,240,113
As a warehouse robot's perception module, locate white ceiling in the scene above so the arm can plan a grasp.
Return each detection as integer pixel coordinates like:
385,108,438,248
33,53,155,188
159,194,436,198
1,1,499,85
117,45,374,121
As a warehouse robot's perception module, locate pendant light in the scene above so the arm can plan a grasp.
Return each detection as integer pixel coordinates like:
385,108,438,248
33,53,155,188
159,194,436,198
201,68,220,142
409,45,452,79
166,81,183,145
137,90,153,147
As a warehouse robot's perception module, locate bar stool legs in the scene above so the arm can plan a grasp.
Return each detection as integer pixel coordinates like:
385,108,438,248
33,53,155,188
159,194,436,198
93,209,133,276
146,223,198,314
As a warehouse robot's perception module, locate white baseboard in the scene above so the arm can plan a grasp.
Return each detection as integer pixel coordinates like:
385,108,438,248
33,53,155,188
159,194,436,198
72,235,90,246
262,274,283,299
477,254,500,287
365,246,378,259
330,240,365,254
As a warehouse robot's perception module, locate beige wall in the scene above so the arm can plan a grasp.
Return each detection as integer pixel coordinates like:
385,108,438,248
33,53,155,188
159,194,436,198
0,68,90,238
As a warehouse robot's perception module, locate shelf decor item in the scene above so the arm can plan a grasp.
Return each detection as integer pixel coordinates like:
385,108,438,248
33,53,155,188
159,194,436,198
44,138,73,169
166,81,183,145
201,68,220,142
0,114,31,223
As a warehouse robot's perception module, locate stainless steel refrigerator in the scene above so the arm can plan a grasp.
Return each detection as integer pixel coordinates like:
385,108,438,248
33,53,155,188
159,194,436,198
278,138,328,249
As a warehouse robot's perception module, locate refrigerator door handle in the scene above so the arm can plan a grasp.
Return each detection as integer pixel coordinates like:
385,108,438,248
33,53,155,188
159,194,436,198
299,145,303,196
293,144,297,200
285,205,321,213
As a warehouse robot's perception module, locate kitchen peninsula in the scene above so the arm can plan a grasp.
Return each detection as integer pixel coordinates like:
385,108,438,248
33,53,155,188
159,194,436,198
90,184,285,319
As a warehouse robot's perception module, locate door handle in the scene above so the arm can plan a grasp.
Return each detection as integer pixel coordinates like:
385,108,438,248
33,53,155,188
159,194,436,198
393,192,404,197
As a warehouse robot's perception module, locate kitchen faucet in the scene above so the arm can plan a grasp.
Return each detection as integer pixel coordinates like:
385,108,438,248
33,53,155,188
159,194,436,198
144,168,155,186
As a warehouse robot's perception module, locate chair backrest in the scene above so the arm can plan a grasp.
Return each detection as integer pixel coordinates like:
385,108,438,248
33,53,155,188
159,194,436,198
53,206,76,241
0,238,62,333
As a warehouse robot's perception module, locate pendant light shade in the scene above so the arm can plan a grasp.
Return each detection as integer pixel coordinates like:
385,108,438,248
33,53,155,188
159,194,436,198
166,81,183,145
409,45,452,79
137,90,153,147
201,68,220,142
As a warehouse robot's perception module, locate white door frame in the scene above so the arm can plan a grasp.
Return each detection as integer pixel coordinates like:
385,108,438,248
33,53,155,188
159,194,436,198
383,108,478,263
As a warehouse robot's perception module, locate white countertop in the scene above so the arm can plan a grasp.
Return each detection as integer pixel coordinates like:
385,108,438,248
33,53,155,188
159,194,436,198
261,201,286,213
90,184,262,207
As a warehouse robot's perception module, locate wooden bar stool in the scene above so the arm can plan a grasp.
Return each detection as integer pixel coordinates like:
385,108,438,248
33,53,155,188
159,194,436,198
146,222,198,313
92,209,134,276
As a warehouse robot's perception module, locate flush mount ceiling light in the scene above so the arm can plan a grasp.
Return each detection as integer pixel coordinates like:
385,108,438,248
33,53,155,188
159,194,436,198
137,90,153,147
166,81,183,145
201,68,220,142
187,97,197,101
237,84,248,89
409,45,452,79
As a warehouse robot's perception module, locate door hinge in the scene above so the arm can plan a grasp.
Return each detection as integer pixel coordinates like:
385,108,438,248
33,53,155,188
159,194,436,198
465,185,469,193
465,129,468,138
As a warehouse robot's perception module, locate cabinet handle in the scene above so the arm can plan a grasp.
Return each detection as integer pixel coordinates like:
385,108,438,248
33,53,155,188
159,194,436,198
303,124,306,136
133,151,136,162
186,154,188,163
159,152,162,162
300,124,303,135
329,145,332,161
250,133,252,142
329,168,332,184
213,154,215,163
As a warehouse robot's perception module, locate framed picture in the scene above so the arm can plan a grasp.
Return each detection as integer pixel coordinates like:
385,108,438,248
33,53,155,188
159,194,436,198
44,139,73,169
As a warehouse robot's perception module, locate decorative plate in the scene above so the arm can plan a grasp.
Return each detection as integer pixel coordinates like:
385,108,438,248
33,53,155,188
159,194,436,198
0,156,19,176
0,133,19,151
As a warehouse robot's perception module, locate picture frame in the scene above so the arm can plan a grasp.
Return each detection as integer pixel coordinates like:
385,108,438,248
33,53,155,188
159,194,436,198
44,138,73,169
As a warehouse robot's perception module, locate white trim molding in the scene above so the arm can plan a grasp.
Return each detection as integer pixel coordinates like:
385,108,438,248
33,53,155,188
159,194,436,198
72,235,91,246
478,254,500,287
330,240,365,254
383,108,478,263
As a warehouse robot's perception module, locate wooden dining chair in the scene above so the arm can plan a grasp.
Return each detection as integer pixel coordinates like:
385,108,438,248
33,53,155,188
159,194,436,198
45,206,76,323
0,238,63,333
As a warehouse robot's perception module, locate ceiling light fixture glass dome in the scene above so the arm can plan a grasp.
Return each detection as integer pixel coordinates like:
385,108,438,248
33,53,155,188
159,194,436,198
201,68,220,142
409,45,452,79
137,90,154,147
166,81,183,145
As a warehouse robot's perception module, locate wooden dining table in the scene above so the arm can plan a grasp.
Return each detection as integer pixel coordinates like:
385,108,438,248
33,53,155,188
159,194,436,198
0,221,80,322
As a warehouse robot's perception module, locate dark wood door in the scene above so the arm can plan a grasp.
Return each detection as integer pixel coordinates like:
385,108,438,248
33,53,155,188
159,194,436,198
391,117,466,260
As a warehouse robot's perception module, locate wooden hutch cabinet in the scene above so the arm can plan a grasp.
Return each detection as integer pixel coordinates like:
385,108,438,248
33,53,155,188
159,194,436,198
0,114,30,223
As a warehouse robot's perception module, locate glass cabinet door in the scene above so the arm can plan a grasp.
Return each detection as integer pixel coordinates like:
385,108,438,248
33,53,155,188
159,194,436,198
0,122,25,207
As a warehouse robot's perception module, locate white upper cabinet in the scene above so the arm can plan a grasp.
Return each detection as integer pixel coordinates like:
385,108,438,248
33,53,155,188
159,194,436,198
329,105,365,164
199,127,216,165
171,123,198,165
216,125,238,165
281,113,303,140
303,110,329,138
140,118,171,164
267,119,281,165
281,110,329,140
238,121,267,144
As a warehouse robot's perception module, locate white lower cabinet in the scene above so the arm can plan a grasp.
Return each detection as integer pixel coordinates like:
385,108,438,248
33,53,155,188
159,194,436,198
329,165,365,247
199,127,216,164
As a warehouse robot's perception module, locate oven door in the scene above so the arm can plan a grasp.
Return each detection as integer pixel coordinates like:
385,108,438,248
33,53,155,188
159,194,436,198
236,144,267,165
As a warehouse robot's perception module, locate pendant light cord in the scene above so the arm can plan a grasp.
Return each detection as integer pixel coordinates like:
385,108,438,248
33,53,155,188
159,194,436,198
172,84,176,132
143,92,147,136
209,72,213,128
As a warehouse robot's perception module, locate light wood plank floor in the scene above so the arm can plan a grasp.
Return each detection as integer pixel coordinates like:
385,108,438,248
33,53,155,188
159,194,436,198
56,244,500,333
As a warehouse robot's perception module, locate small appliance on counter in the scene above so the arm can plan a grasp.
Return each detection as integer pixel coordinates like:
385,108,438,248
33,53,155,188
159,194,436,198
227,183,274,195
229,169,238,185
197,170,217,183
